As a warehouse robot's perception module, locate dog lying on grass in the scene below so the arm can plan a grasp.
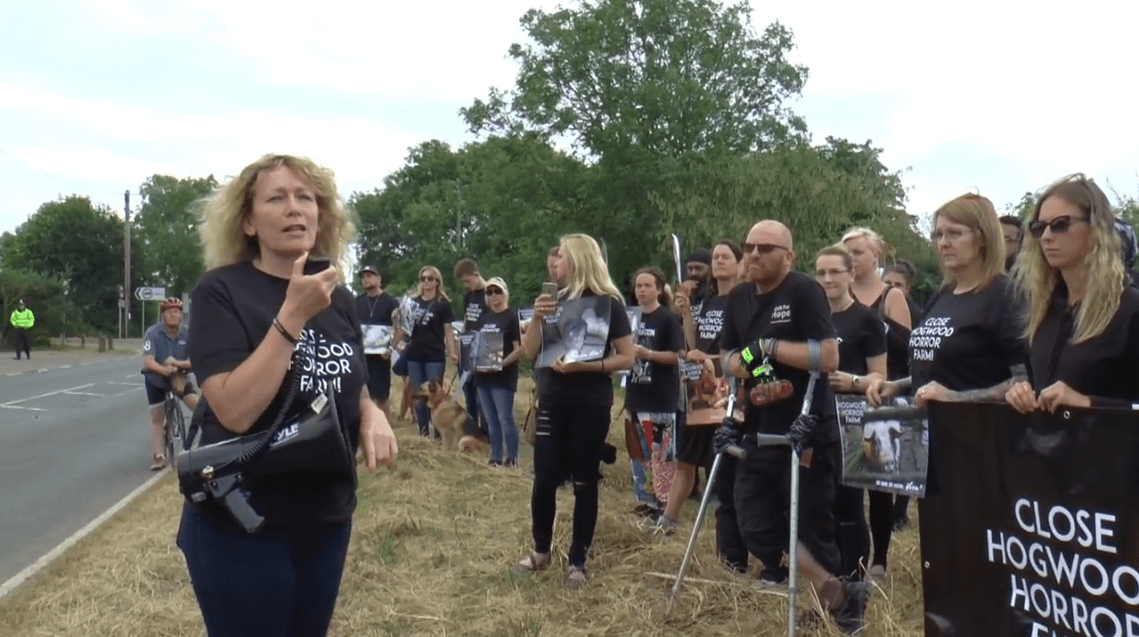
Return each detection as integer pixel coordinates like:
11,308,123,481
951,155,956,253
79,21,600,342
416,379,488,453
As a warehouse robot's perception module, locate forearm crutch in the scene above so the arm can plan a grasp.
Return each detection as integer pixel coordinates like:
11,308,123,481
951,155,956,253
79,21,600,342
665,373,743,615
743,341,823,634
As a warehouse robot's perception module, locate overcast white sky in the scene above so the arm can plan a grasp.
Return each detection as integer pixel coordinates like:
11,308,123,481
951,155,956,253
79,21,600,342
2,0,1136,247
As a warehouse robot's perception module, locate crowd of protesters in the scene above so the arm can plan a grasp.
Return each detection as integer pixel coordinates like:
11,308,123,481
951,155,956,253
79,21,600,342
173,152,1139,637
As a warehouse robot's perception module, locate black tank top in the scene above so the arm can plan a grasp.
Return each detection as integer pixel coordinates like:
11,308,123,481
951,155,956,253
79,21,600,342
870,288,912,381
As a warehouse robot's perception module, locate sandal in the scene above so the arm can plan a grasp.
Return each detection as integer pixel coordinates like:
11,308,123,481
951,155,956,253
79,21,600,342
512,551,551,574
565,565,588,589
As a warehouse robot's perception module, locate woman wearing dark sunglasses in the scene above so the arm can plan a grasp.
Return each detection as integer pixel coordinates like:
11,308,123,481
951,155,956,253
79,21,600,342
1005,174,1139,413
472,277,523,466
393,265,457,437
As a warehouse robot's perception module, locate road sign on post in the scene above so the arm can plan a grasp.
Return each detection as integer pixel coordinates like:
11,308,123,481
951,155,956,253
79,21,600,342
134,287,166,301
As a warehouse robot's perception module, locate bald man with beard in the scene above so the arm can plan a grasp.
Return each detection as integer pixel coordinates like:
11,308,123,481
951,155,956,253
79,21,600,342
717,220,869,634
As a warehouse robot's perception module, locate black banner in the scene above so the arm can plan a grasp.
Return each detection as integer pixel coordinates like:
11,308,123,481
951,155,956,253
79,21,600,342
920,402,1139,637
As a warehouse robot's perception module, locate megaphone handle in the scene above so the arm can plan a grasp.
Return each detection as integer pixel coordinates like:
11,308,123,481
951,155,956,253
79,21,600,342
210,475,265,534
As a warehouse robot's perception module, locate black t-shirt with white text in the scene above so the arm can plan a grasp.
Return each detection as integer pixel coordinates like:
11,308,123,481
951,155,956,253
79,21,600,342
404,296,456,362
355,292,399,357
720,272,839,443
1029,283,1139,409
473,307,521,391
188,260,365,534
535,291,632,407
463,289,488,333
626,306,684,413
832,301,887,378
909,275,1025,393
695,294,730,355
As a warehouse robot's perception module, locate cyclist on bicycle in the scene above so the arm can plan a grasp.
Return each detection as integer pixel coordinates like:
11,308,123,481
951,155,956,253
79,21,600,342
142,297,199,470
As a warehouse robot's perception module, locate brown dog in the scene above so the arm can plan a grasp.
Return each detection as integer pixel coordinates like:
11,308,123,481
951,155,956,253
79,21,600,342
416,379,487,453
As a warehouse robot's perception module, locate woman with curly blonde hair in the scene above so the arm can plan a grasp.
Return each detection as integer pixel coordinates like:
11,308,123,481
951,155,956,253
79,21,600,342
1005,174,1139,412
184,154,397,637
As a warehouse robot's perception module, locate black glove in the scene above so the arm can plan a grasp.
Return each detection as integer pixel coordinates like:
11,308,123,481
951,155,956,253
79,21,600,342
738,338,774,378
787,414,818,456
713,418,742,456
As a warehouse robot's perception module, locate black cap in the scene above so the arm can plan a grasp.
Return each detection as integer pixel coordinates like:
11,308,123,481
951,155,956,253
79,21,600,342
686,248,711,266
359,265,379,276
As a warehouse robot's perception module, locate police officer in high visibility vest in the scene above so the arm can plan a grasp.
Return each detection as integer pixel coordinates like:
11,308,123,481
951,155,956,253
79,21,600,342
9,298,34,360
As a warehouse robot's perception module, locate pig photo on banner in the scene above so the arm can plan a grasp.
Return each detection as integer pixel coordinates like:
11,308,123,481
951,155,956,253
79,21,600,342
683,360,731,426
536,296,613,368
837,394,929,496
362,324,393,356
470,330,505,372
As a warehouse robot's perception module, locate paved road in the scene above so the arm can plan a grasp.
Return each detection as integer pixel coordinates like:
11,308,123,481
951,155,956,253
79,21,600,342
0,356,188,586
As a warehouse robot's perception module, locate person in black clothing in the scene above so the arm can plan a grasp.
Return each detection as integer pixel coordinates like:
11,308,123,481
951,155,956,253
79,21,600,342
719,220,867,633
868,193,1026,410
685,248,712,309
667,240,745,561
815,245,887,582
883,259,924,327
513,233,634,589
999,215,1023,272
841,227,911,578
454,258,489,437
473,276,523,466
624,266,684,533
183,154,397,637
356,265,400,420
1005,174,1139,413
392,265,457,437
867,193,1026,516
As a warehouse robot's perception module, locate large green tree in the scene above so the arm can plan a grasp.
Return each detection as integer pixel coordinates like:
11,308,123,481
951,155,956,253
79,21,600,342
353,135,593,306
461,0,810,271
133,174,218,297
0,196,129,332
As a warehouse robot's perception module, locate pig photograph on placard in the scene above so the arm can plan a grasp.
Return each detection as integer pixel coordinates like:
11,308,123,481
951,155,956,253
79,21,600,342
837,394,930,496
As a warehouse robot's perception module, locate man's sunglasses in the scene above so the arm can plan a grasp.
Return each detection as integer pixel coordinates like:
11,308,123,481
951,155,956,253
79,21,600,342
743,243,788,255
1028,215,1088,239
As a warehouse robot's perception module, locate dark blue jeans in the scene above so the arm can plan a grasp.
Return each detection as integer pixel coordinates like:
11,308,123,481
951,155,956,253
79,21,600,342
177,505,352,637
477,384,519,463
406,358,446,436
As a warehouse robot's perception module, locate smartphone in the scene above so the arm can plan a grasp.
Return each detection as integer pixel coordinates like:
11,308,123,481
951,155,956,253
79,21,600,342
541,282,558,298
303,257,332,276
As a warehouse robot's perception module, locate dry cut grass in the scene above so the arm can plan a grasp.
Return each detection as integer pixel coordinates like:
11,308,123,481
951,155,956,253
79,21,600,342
0,376,925,636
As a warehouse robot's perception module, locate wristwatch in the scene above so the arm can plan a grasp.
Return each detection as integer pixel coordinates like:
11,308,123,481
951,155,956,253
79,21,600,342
852,375,860,390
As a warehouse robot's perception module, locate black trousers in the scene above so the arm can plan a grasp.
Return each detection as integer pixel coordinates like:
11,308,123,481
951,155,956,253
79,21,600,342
834,485,870,580
11,331,29,358
734,443,841,579
713,453,749,572
530,400,611,568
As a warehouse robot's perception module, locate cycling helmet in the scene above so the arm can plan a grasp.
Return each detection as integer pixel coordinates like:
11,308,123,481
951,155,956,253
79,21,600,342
161,297,183,312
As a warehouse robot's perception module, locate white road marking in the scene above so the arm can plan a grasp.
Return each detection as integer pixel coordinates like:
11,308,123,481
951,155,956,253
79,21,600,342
63,391,104,397
0,404,46,412
0,384,94,410
0,470,170,600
